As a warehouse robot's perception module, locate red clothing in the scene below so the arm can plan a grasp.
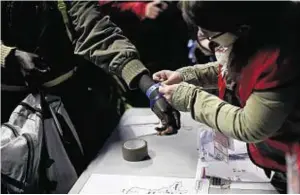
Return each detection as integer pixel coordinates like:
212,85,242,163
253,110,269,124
99,1,147,20
218,49,299,173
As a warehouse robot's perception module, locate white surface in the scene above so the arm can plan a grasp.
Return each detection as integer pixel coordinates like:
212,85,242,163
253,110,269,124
116,109,160,140
70,108,277,194
70,109,199,194
80,174,197,194
117,125,157,140
119,110,160,126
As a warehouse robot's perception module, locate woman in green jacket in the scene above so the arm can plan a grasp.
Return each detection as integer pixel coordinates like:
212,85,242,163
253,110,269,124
155,1,300,193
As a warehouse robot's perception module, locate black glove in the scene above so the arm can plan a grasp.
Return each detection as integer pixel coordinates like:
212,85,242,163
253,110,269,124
11,49,50,87
139,75,181,135
151,92,181,135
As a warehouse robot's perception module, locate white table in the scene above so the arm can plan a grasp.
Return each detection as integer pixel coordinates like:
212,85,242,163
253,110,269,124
69,108,277,194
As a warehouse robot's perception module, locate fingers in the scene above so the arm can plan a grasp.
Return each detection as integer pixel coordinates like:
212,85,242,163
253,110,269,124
153,0,168,10
153,71,164,81
153,70,169,82
149,7,161,19
158,83,171,96
162,78,172,85
160,2,168,10
157,126,174,136
158,83,166,94
159,85,171,103
155,119,167,132
159,83,178,104
146,1,163,19
155,120,175,135
33,58,50,73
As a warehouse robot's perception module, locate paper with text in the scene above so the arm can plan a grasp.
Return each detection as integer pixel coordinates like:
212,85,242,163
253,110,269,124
80,174,210,194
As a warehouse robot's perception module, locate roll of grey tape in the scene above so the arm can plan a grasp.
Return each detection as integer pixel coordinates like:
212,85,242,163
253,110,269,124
122,139,148,162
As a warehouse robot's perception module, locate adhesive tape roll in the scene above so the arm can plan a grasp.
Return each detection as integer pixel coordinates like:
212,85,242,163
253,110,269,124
122,139,148,162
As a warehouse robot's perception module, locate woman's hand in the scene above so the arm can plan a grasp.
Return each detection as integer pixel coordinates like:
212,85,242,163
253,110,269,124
153,70,183,85
158,83,179,104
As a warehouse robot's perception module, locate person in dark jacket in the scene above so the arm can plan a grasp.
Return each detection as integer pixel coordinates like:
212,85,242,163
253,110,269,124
98,1,189,74
1,1,180,168
98,1,189,107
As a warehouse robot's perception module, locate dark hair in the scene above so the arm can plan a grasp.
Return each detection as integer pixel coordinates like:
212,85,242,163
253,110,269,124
179,1,300,75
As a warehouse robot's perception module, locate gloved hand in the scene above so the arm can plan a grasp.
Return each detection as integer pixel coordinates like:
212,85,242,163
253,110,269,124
13,49,50,86
151,92,181,135
139,75,181,135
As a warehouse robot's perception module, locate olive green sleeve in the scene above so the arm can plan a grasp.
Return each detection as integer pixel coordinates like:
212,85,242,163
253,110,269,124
171,82,298,143
1,41,15,67
176,62,219,88
67,1,149,89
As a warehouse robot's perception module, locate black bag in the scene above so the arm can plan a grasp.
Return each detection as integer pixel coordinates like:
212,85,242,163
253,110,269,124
1,92,84,193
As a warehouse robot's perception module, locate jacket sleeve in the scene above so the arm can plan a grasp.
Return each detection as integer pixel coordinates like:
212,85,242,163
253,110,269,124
176,62,219,88
171,82,298,143
67,1,149,89
1,41,15,67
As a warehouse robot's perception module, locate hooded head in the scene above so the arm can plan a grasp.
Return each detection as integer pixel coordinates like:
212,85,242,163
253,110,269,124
179,1,297,74
179,1,285,47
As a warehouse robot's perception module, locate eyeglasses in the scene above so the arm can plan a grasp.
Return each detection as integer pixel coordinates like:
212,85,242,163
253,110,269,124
198,27,225,41
207,32,226,41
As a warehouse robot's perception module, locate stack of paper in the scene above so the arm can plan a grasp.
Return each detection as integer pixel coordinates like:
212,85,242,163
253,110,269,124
198,128,231,163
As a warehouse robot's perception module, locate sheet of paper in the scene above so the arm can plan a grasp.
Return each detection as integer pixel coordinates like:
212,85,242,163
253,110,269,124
80,174,204,194
205,159,271,182
198,129,230,162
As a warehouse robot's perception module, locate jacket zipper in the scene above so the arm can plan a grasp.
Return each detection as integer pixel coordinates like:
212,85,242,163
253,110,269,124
22,133,35,189
2,123,19,137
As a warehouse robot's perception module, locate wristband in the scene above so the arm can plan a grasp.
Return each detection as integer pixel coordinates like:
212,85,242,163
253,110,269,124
150,94,164,108
146,83,161,98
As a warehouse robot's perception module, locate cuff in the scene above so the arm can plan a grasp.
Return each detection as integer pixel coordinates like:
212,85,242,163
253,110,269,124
176,67,198,83
121,59,149,89
1,44,15,67
171,82,197,112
